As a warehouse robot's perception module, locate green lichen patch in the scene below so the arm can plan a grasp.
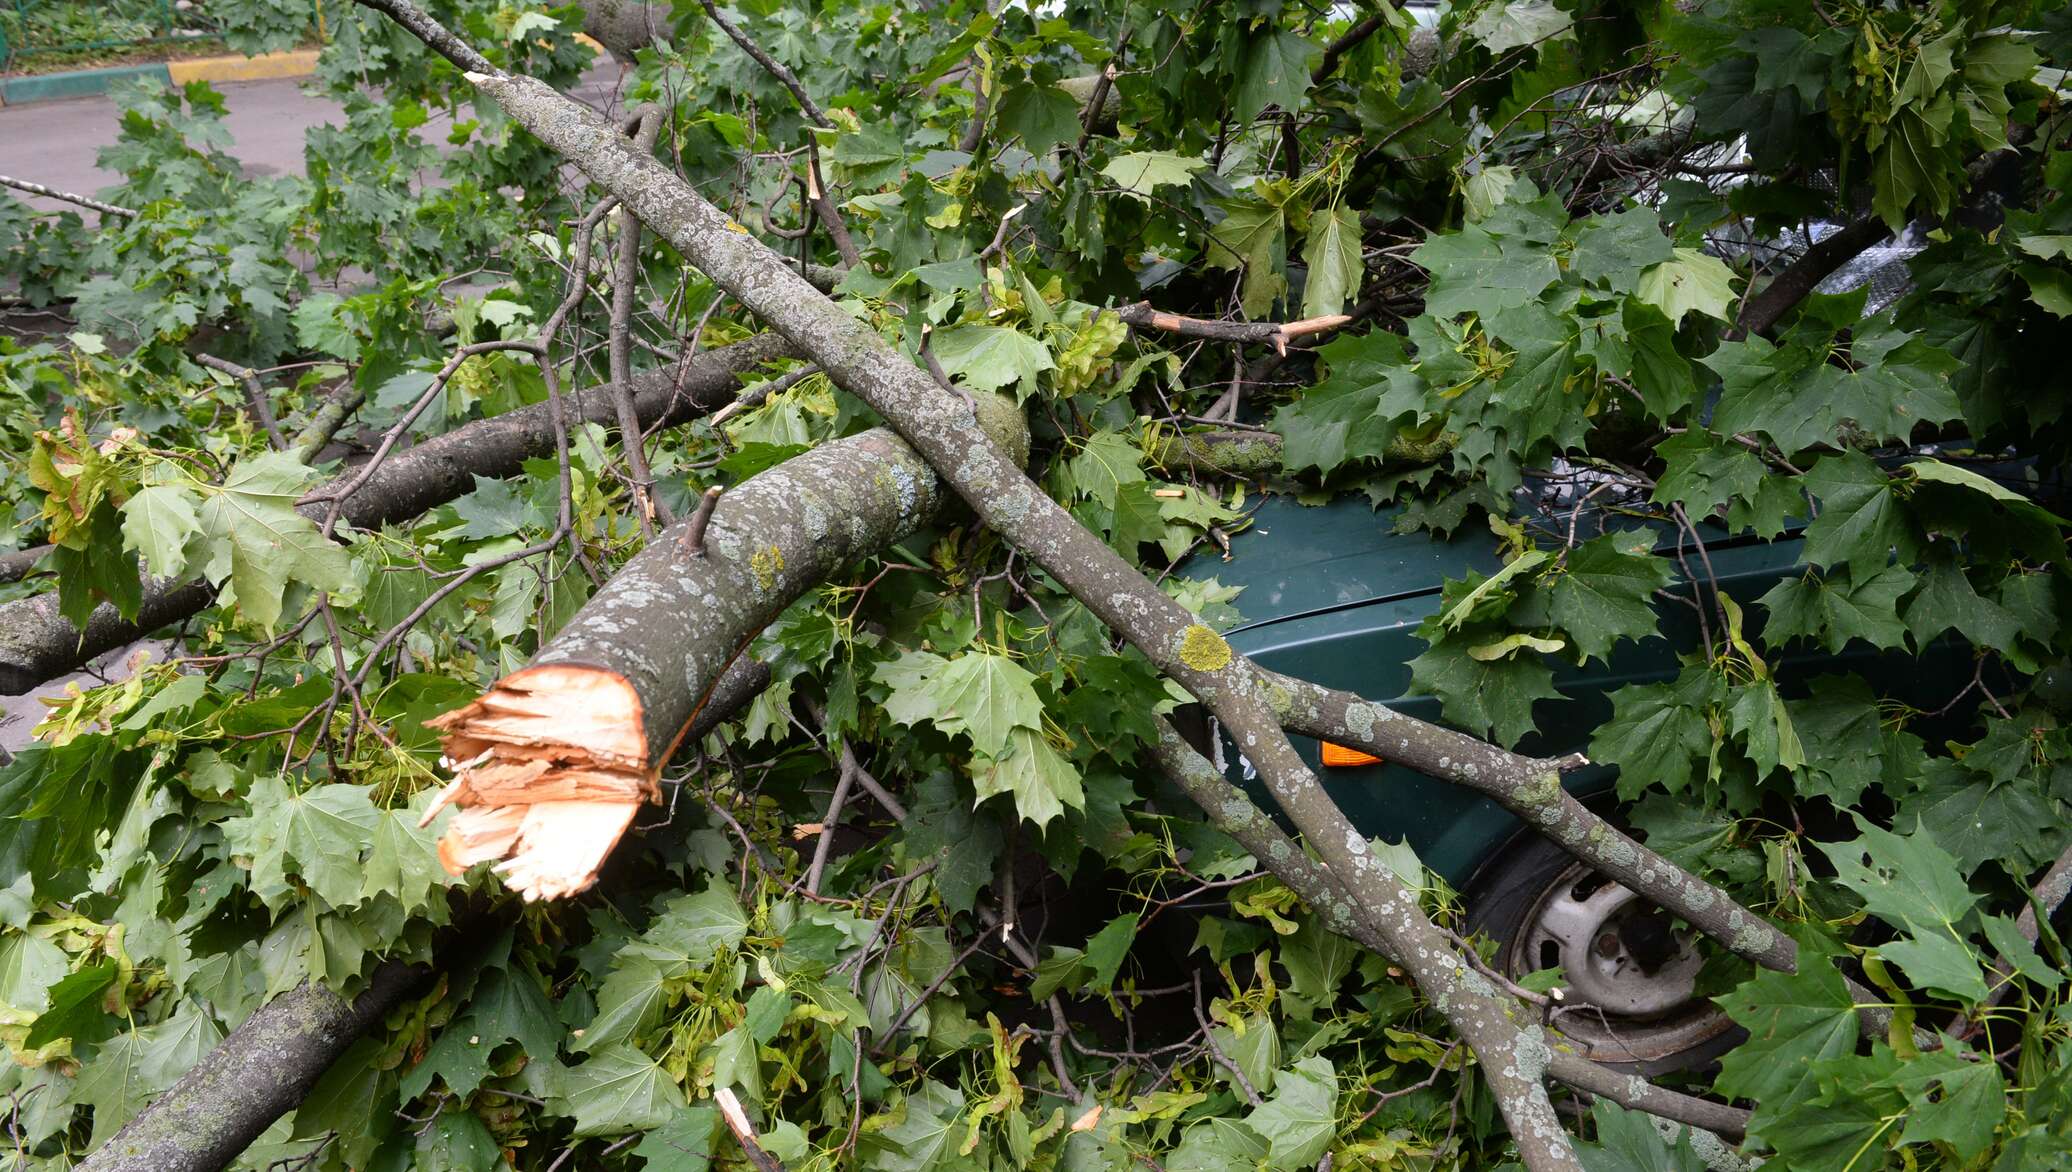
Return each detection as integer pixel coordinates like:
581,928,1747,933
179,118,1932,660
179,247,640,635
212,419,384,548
750,544,786,590
1178,624,1233,672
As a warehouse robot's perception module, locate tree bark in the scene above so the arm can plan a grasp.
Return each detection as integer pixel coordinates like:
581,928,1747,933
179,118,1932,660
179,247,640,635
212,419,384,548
0,334,792,696
76,656,769,1172
78,964,424,1172
423,394,1029,900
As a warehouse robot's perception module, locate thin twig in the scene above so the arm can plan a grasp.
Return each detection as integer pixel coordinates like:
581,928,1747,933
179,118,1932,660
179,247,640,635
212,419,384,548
197,354,287,450
0,175,136,218
680,486,723,555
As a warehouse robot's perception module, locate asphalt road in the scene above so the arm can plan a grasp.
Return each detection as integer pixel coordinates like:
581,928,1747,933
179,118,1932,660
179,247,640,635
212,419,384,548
0,64,630,214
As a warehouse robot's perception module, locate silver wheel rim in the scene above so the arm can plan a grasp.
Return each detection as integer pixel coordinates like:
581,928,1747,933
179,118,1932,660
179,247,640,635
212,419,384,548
1501,861,1737,1069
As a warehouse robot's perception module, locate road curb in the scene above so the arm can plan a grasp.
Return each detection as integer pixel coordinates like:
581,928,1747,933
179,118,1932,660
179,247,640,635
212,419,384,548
0,48,319,107
2,33,608,107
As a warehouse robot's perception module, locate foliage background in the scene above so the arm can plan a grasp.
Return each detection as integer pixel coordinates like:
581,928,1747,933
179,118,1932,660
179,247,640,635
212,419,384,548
3,0,2072,1168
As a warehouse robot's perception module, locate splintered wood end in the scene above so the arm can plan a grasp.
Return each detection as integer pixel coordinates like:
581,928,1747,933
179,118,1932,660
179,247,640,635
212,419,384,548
426,665,656,899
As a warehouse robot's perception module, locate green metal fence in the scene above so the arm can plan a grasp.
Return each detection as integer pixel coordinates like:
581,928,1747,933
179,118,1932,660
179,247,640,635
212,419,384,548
0,0,224,72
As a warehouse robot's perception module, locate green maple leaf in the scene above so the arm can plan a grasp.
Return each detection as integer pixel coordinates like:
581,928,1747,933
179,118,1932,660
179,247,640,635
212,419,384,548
1785,677,1899,806
1168,1119,1271,1172
1817,818,1978,934
1571,1100,1707,1172
1883,1044,2008,1160
1101,152,1206,198
1713,952,1859,1121
1728,679,1805,779
1565,206,1673,289
1547,530,1672,662
1234,28,1318,119
1269,331,1419,474
869,1081,966,1172
1300,204,1363,318
634,1105,719,1171
925,651,1044,757
971,726,1084,827
1880,929,1989,1003
192,451,352,631
928,324,1053,400
0,933,68,1012
1413,221,1561,321
1407,639,1559,747
1634,248,1736,325
361,805,453,916
1758,564,1915,653
1591,670,1720,799
1243,1054,1337,1168
561,1044,683,1136
1108,479,1175,555
1904,558,2024,650
121,483,201,579
1063,431,1146,510
1801,452,1916,569
875,649,950,731
633,886,752,969
74,1030,154,1146
1207,192,1290,318
580,958,670,1053
994,83,1080,154
1466,0,1572,53
222,776,381,910
449,475,538,540
897,775,1002,914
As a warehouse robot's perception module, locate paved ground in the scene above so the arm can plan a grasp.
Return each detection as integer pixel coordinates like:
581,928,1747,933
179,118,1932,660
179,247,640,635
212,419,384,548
0,61,632,754
1,64,629,213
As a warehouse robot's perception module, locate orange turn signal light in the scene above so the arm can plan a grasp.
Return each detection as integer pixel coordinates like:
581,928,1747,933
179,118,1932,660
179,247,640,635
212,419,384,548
1320,742,1383,768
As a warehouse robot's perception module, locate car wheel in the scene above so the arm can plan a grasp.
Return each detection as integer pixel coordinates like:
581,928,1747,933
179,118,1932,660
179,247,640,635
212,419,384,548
1464,833,1743,1076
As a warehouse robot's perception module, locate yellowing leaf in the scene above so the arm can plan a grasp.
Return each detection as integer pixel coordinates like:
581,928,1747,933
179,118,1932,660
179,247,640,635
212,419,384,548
1635,248,1736,325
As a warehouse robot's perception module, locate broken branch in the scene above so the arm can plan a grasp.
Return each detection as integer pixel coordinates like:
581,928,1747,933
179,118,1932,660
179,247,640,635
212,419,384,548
422,393,1028,900
1113,301,1353,356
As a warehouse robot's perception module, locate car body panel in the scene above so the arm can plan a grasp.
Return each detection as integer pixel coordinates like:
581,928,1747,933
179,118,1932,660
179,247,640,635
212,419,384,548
1186,493,1968,889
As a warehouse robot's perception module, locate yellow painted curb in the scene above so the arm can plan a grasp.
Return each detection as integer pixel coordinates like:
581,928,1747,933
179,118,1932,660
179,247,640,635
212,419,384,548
575,33,606,54
167,48,322,85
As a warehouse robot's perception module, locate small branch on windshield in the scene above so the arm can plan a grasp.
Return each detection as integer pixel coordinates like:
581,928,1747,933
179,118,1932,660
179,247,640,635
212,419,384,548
1114,302,1352,356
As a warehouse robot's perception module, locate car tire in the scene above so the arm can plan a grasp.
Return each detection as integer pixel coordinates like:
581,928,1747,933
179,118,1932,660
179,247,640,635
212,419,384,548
1464,831,1744,1077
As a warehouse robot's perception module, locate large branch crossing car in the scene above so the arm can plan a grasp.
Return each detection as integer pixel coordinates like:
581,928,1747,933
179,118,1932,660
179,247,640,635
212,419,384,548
1176,485,1989,1073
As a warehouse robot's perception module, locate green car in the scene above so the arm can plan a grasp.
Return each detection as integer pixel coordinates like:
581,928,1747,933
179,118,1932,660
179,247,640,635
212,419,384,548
1178,489,1977,1074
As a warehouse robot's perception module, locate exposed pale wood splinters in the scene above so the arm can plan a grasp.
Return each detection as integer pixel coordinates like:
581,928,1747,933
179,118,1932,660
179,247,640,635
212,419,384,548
438,806,527,875
491,800,641,900
426,664,654,894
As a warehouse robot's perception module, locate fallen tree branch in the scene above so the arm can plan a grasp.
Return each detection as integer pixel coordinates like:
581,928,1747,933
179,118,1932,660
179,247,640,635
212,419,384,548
1146,718,1752,1146
0,175,136,219
0,333,793,695
291,381,367,464
78,964,424,1172
1312,8,1390,83
74,656,769,1172
0,545,51,584
1729,218,1888,339
435,44,1580,1166
423,393,1028,899
1114,302,1352,356
611,107,668,534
